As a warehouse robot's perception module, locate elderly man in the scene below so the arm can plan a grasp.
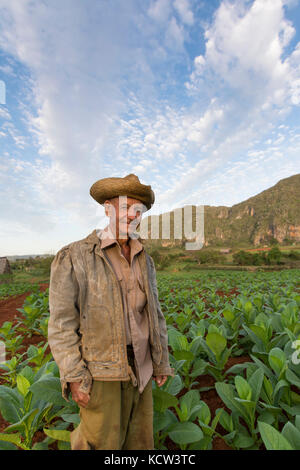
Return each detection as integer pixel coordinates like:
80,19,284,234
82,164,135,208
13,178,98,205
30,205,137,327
48,174,174,450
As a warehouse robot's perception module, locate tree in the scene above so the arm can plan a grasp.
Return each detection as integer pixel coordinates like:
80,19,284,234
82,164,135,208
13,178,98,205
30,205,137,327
148,249,171,271
267,246,282,265
233,250,253,266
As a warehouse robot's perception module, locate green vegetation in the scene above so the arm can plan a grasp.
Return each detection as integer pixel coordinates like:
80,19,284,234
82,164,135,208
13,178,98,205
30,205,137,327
9,256,54,283
233,246,284,266
0,282,40,300
141,173,300,248
0,269,299,450
144,243,300,272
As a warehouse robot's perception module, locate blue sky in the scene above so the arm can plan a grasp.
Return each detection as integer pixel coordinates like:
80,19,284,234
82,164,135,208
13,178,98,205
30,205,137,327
0,0,300,255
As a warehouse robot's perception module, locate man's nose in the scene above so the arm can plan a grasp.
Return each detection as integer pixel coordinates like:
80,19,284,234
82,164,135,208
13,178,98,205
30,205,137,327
127,212,140,220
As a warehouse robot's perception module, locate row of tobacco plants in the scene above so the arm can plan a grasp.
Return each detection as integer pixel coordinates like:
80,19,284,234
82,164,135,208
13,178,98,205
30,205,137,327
0,269,299,450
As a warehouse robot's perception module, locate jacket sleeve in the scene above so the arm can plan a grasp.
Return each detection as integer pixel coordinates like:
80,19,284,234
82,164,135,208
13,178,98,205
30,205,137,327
147,256,175,377
48,245,92,401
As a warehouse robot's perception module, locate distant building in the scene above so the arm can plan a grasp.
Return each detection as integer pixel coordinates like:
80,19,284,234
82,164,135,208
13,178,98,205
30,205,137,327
219,248,231,254
0,257,12,275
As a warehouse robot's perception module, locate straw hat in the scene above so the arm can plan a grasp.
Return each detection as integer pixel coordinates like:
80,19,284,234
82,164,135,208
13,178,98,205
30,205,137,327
89,173,155,211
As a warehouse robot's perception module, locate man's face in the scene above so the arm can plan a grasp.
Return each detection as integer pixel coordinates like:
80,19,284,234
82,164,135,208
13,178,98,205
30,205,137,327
104,196,145,239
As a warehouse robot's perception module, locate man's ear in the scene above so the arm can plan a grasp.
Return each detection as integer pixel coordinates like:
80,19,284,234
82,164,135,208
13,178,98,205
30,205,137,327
104,200,111,217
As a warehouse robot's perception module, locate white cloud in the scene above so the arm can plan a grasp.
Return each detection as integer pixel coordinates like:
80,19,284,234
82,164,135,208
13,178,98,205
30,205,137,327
173,0,194,25
165,16,185,50
0,63,16,76
0,0,164,228
0,0,299,254
0,107,11,120
148,0,171,22
187,0,300,112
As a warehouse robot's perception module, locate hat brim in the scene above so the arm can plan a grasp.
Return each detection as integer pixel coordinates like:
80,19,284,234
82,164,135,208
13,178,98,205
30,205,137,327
90,176,155,211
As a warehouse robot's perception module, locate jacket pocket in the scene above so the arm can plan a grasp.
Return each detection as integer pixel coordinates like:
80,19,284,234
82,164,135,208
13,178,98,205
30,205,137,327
81,305,117,363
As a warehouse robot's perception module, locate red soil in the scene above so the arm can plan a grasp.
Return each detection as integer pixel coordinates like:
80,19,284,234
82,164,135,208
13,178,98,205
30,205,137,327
0,283,254,451
170,355,251,450
0,283,49,327
0,283,53,449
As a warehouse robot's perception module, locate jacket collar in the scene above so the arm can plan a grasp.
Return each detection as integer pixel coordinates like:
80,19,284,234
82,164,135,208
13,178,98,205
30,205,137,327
83,229,102,253
83,226,144,256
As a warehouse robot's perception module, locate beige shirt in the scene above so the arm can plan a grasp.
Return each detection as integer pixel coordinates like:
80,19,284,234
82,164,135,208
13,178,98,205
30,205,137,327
96,225,153,393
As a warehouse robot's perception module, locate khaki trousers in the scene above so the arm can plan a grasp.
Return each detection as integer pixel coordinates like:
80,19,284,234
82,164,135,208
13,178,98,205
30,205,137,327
70,358,154,450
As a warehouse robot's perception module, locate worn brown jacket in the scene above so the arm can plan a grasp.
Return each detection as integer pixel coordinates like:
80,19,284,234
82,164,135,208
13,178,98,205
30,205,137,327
48,229,174,400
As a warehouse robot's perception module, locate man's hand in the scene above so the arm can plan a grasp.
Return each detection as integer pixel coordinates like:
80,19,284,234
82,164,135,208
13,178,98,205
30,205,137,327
70,381,90,408
153,375,168,387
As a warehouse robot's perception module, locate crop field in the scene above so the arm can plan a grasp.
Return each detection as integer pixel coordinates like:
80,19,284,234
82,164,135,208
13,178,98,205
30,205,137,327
0,269,299,450
0,282,40,300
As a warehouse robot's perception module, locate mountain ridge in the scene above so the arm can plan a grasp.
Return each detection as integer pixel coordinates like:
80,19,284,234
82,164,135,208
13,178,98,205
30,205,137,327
140,173,300,247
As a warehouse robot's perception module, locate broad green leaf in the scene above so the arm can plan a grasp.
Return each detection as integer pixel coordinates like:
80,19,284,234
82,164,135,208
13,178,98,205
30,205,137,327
268,348,287,377
165,374,183,396
280,403,300,416
168,421,203,445
217,408,233,433
257,410,275,425
233,432,255,449
273,379,289,402
250,354,275,380
222,309,235,322
291,391,300,404
206,332,227,361
258,402,282,413
210,408,224,432
0,386,22,424
250,325,268,344
168,328,184,351
190,336,205,356
26,345,39,359
248,367,264,404
196,401,211,426
19,366,35,385
244,301,253,314
281,422,300,450
190,358,207,377
0,441,18,450
179,390,202,421
59,413,80,425
262,376,273,403
258,421,293,450
0,432,28,449
243,325,265,351
153,409,177,434
215,382,247,419
235,376,252,401
24,306,33,314
188,435,213,450
5,408,39,434
58,440,71,450
173,350,194,362
225,363,251,376
17,374,31,397
152,389,178,413
208,324,221,335
176,334,189,351
29,376,66,406
286,369,300,388
253,297,263,310
43,428,71,442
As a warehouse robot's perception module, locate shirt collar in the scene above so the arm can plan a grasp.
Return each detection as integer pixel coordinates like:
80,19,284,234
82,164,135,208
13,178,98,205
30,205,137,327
96,224,144,257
